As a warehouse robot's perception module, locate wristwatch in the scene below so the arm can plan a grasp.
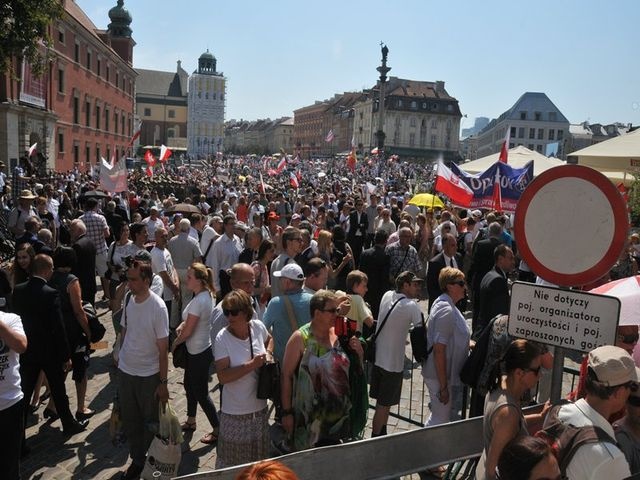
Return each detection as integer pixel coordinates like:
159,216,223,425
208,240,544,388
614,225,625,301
159,379,168,385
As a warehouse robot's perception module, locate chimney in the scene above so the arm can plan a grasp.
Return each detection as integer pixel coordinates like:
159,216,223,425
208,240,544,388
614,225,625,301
435,81,445,95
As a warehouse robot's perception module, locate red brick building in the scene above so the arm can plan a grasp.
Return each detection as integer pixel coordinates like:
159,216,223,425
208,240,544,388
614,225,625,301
0,0,136,173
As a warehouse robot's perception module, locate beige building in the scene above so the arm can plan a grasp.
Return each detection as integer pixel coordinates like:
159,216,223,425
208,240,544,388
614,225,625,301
135,61,188,149
353,77,461,161
225,116,293,154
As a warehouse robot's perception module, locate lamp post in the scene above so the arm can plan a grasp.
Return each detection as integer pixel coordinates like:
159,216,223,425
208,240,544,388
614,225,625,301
375,43,391,152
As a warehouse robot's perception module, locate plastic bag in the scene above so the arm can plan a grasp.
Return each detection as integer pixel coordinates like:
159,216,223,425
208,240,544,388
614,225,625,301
141,436,181,480
158,401,183,444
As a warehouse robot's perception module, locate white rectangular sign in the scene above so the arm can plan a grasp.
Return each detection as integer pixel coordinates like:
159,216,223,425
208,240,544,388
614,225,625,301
509,282,620,352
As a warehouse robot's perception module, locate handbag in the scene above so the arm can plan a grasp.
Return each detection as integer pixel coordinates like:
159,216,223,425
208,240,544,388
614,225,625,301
365,296,406,363
409,312,431,363
172,342,187,369
83,301,106,342
248,324,280,401
141,402,182,480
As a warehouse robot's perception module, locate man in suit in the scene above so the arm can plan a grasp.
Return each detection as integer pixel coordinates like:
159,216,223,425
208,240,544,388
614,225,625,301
468,222,504,333
347,198,368,267
426,233,463,312
359,229,391,320
477,245,515,334
70,219,97,305
14,254,87,442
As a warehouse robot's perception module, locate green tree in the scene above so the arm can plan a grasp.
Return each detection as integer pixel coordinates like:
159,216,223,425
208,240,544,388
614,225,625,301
628,178,640,227
0,0,63,76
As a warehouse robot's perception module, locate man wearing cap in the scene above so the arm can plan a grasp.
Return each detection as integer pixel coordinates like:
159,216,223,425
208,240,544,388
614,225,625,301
551,345,636,479
270,227,303,298
7,189,37,238
371,271,424,437
263,263,312,365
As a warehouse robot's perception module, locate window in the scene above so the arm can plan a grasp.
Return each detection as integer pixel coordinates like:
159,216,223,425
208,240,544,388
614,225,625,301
105,107,110,131
144,108,151,117
534,112,541,121
549,129,555,140
168,110,176,119
447,104,454,112
97,59,101,77
73,96,79,124
409,133,415,146
167,128,175,138
85,100,91,127
536,145,543,153
431,135,437,147
86,51,91,70
397,100,403,108
86,145,91,164
114,112,118,132
557,130,564,140
410,101,417,110
528,144,534,150
115,72,119,88
106,66,110,82
95,105,101,130
121,114,125,135
431,119,437,128
518,127,524,138
510,127,516,137
422,102,427,109
520,111,527,120
58,130,64,153
509,143,515,148
74,42,80,62
96,145,101,163
58,30,65,44
57,68,64,93
529,128,535,139
537,128,544,140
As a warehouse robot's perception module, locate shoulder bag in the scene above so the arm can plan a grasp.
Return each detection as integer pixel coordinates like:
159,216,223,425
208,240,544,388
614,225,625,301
248,322,280,401
365,295,405,363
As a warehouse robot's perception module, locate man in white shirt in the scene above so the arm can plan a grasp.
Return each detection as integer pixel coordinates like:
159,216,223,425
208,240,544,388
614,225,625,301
151,227,180,326
117,260,169,480
210,215,243,300
200,216,221,269
554,345,636,480
371,271,423,437
141,206,164,239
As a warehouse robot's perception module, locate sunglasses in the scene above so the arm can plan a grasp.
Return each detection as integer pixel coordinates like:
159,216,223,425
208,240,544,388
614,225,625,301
525,365,542,375
618,333,640,344
624,381,639,393
223,308,241,317
321,307,340,314
628,396,640,407
449,280,465,287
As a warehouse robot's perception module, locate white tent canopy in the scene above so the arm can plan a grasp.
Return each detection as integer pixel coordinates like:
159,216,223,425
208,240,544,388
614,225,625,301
461,146,565,176
570,128,640,173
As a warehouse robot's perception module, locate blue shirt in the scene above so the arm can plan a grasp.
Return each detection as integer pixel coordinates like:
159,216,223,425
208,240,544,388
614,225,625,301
263,290,312,363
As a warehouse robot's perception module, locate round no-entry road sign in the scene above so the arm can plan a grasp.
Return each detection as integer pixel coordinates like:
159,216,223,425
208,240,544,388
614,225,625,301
514,165,628,287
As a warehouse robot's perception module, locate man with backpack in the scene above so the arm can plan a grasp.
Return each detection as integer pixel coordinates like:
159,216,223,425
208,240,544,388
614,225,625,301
539,345,636,479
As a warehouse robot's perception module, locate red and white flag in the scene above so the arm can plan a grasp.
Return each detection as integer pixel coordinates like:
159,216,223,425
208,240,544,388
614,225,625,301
159,145,172,162
289,171,299,189
100,156,127,193
325,129,334,143
144,149,157,167
276,156,286,174
259,172,267,193
434,159,474,206
491,167,502,212
28,143,37,157
498,127,510,163
128,120,142,147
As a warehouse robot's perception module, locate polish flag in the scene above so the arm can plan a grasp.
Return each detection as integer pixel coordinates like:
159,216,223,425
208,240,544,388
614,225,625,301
325,129,334,143
159,145,172,162
144,149,157,167
276,156,286,173
498,127,510,163
128,120,142,147
289,171,299,189
491,167,502,212
434,159,473,206
145,166,153,177
28,143,37,157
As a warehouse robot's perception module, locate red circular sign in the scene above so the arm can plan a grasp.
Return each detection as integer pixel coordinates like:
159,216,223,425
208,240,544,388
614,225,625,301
514,165,628,286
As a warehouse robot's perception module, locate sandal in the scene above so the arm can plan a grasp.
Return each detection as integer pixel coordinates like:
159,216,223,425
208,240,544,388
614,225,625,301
200,431,218,444
181,420,197,431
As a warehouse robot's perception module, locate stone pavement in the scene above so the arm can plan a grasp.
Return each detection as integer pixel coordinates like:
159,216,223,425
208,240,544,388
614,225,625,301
20,298,580,479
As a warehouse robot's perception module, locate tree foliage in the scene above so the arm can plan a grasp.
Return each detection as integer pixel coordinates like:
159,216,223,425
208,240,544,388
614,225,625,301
628,178,640,227
0,0,63,76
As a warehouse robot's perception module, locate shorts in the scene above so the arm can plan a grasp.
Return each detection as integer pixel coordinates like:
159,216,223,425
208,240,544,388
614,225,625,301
95,252,108,276
369,365,403,406
71,348,90,382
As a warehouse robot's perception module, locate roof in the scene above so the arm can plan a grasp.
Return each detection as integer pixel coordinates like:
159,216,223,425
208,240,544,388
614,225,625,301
461,145,565,176
279,117,294,126
570,128,640,172
65,0,101,40
136,67,188,97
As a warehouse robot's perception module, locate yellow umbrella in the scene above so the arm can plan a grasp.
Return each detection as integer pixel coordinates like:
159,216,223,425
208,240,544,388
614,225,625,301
408,193,445,209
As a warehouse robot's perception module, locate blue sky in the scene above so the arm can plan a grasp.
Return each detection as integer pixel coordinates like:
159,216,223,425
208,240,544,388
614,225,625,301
78,0,640,128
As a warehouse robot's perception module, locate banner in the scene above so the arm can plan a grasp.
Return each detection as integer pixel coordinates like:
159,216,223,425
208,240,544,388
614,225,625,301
100,157,128,193
450,161,534,213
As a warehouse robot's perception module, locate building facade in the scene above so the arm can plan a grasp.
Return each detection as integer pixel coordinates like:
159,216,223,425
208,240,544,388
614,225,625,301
187,50,226,158
225,116,294,154
0,0,136,173
135,61,188,149
475,92,570,159
353,78,462,162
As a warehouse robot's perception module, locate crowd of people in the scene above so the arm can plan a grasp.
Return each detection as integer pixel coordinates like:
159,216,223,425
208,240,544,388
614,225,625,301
0,152,640,480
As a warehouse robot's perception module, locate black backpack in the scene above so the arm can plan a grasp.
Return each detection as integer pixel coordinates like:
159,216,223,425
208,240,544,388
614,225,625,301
536,404,618,475
459,314,499,388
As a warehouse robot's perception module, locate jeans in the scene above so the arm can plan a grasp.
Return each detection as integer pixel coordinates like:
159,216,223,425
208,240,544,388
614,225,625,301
118,370,160,467
184,347,219,429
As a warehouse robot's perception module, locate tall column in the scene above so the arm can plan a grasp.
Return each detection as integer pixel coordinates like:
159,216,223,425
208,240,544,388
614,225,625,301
375,43,391,151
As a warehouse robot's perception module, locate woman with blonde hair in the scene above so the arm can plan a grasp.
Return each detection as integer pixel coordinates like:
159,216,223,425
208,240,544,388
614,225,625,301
215,289,273,467
172,262,218,444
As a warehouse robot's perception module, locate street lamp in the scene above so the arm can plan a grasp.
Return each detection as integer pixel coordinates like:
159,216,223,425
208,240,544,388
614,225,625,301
375,43,391,152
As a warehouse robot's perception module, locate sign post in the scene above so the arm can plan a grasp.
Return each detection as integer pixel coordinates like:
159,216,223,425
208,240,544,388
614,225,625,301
513,165,628,403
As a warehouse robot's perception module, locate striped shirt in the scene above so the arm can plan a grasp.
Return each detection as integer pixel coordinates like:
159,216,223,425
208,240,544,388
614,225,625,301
79,210,109,254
